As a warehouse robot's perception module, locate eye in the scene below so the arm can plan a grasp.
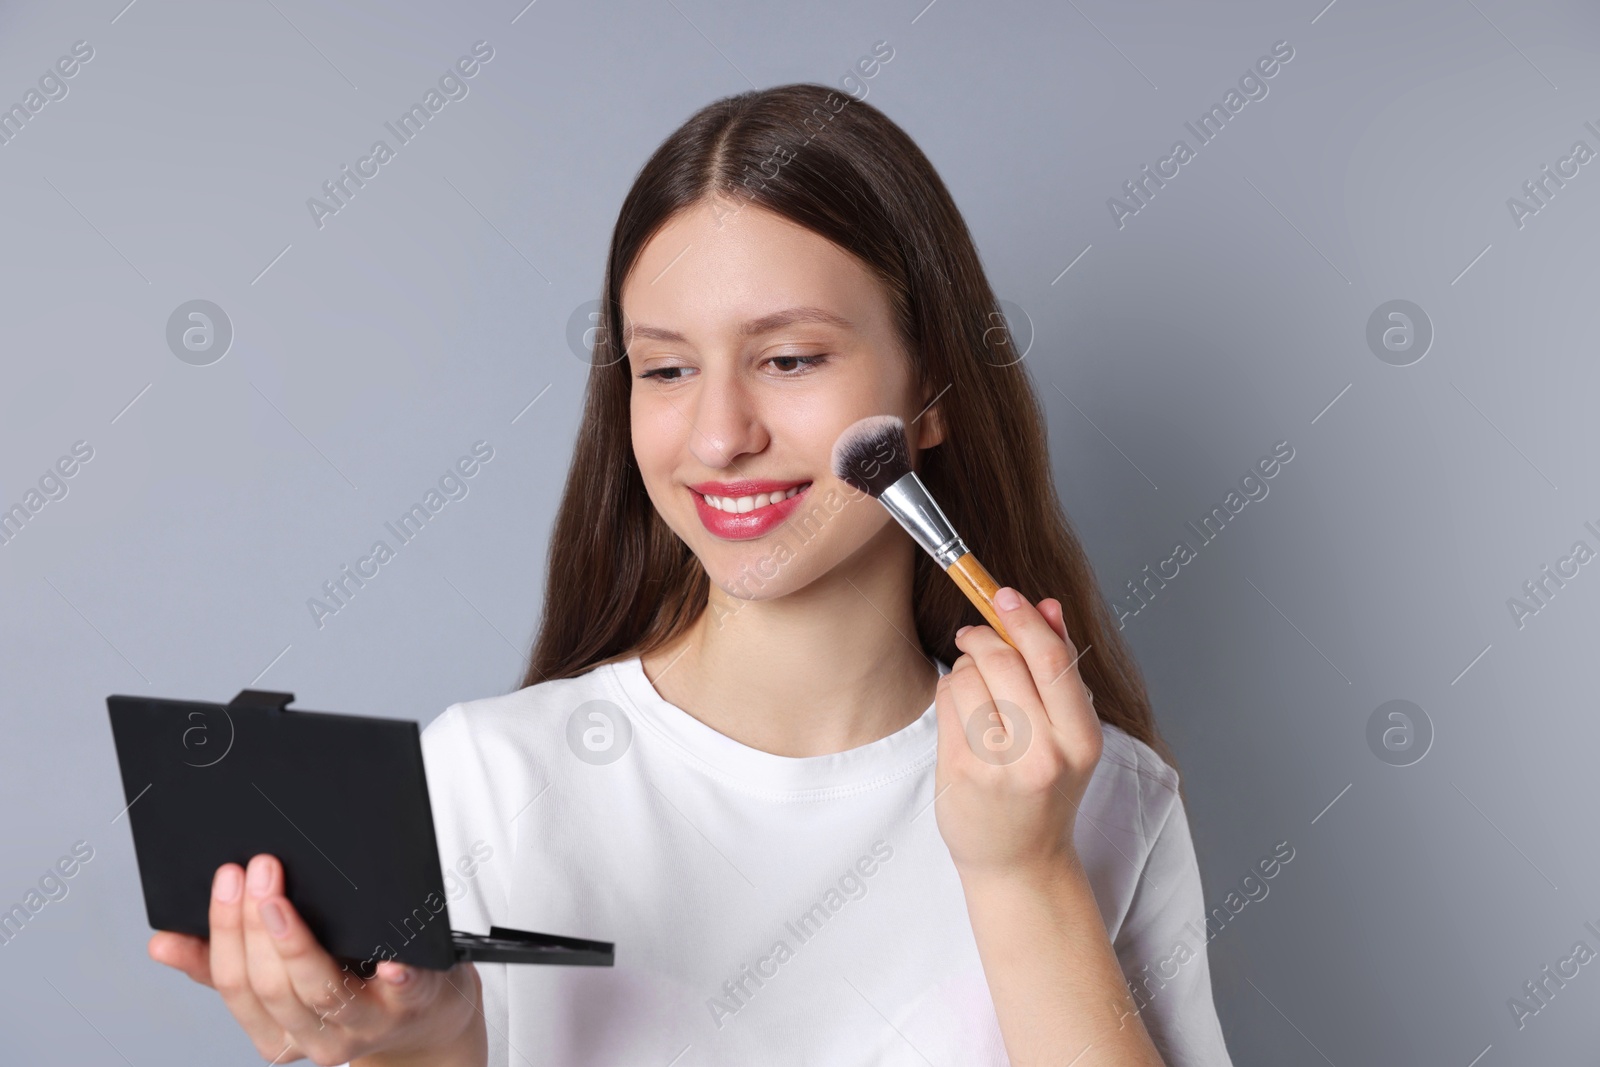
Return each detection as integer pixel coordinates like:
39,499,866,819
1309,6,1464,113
766,354,829,375
637,365,690,382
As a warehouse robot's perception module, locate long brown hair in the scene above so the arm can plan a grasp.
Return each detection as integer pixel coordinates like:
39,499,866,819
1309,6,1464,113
522,82,1176,772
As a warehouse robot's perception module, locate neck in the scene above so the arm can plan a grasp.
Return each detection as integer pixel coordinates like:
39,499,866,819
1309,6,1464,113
640,529,941,757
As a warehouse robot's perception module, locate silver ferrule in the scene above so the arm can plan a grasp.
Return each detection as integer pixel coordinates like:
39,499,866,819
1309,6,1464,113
878,472,969,568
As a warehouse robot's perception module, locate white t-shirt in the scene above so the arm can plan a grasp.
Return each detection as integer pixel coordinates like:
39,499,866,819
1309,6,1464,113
415,654,1234,1066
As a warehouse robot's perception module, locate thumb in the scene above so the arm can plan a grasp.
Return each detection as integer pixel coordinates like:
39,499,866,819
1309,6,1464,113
370,961,436,1009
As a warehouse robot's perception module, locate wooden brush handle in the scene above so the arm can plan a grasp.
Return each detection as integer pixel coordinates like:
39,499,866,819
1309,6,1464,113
945,552,1017,648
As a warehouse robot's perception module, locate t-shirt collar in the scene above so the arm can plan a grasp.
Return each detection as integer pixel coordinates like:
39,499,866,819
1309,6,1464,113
604,653,951,799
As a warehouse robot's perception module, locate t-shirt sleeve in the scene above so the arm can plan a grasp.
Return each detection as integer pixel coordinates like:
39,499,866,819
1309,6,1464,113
1112,785,1235,1067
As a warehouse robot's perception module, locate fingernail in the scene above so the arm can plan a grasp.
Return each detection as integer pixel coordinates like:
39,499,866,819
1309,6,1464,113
386,964,412,985
995,587,1023,611
956,625,972,637
260,899,288,938
214,866,241,903
247,857,271,897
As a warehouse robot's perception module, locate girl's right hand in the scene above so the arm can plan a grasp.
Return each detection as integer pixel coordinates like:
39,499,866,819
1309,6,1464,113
148,853,487,1067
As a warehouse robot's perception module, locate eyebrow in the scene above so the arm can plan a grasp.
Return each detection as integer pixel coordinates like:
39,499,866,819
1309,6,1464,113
623,306,853,345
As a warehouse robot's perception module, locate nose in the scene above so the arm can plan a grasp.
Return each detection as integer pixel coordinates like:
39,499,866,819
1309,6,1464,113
687,368,769,470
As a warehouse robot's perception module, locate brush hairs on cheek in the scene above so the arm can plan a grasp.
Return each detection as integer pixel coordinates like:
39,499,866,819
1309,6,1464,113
831,416,909,497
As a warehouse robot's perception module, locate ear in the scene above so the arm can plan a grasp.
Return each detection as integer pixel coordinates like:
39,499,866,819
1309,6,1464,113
913,388,946,450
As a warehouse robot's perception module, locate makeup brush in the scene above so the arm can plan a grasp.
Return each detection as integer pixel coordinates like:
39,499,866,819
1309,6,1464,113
830,414,1016,648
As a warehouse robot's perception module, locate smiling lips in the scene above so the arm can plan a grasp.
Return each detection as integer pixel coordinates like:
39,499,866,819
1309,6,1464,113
689,479,813,540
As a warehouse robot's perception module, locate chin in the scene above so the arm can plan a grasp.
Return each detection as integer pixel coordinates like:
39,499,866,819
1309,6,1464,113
685,531,835,600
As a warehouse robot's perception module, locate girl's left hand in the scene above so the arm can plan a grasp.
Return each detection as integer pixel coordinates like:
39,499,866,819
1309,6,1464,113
933,587,1104,881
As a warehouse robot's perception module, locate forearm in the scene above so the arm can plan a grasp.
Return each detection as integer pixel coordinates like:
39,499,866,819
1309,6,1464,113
960,852,1166,1067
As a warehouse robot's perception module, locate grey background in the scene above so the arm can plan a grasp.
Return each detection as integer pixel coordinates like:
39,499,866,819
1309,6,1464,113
2,0,1597,1063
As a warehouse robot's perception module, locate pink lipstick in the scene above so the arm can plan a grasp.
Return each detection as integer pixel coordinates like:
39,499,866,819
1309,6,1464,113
689,479,812,541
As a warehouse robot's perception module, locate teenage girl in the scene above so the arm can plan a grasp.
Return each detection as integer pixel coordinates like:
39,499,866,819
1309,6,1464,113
150,83,1234,1067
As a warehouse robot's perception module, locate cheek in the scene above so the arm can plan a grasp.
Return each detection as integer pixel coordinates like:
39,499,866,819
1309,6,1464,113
791,488,891,559
631,401,683,468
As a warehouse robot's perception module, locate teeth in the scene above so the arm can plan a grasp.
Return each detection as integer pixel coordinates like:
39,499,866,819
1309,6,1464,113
703,484,807,514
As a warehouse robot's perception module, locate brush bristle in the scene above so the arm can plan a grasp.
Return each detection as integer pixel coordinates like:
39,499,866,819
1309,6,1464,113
831,415,913,498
